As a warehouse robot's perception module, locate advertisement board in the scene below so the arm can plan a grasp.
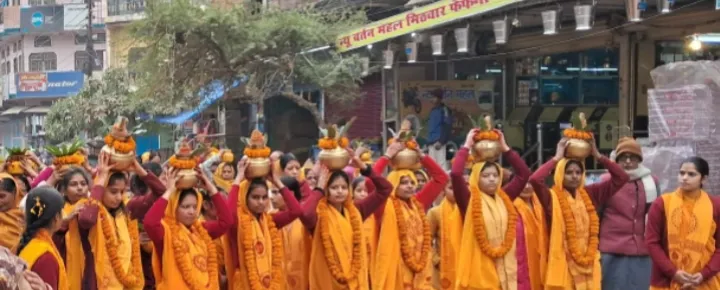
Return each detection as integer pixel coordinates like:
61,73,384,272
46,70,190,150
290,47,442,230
15,72,84,98
20,5,64,33
398,80,494,146
64,4,88,31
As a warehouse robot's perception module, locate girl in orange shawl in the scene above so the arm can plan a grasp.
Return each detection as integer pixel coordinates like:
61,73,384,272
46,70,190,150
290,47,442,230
144,168,232,290
646,156,720,289
513,183,548,290
371,140,449,290
427,181,461,290
17,186,67,290
528,138,628,290
77,152,146,290
299,148,392,289
223,157,303,290
352,173,380,279
0,174,23,251
449,129,532,290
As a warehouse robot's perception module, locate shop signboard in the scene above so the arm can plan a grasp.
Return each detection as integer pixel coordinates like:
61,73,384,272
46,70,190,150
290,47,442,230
335,0,521,52
398,80,494,146
15,72,84,98
20,5,64,33
64,4,88,31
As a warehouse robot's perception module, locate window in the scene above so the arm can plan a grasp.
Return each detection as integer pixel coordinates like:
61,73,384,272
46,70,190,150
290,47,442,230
13,58,17,74
29,52,57,71
29,0,56,5
12,0,20,5
19,55,24,72
74,50,104,71
75,33,108,45
34,36,51,47
12,43,16,53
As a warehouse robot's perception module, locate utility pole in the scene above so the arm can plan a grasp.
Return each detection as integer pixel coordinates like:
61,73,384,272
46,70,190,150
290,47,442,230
84,0,95,77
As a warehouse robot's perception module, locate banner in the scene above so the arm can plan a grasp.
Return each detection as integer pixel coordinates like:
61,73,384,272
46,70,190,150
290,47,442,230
16,72,84,98
64,4,88,31
398,80,495,146
20,5,64,33
335,0,521,52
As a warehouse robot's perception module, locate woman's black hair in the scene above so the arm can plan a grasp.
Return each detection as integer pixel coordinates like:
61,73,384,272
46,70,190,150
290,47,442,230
351,176,366,190
57,167,91,194
130,163,163,196
14,176,30,193
327,170,350,190
480,162,500,173
148,151,160,162
681,156,710,177
565,160,585,173
108,172,128,187
0,177,17,196
246,178,269,204
16,187,64,254
178,189,199,205
279,153,298,170
280,176,302,200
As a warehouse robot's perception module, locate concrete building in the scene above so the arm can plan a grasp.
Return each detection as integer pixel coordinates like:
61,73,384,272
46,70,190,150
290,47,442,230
0,0,106,148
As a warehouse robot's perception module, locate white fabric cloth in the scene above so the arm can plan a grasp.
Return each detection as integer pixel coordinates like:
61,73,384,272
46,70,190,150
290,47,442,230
428,142,447,170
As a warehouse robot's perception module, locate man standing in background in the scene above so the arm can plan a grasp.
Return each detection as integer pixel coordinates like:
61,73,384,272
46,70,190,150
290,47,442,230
427,88,452,170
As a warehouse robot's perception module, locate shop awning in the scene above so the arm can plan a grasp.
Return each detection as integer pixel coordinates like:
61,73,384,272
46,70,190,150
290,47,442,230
1,106,28,116
335,0,521,52
24,106,51,114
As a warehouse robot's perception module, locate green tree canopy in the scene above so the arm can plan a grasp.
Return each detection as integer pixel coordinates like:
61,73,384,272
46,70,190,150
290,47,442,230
130,0,369,125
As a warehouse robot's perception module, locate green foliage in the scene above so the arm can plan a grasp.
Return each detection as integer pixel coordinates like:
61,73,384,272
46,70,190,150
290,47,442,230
129,0,368,123
45,139,84,157
7,147,27,156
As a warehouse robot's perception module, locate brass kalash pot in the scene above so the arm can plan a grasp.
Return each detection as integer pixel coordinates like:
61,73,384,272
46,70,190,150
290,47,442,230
168,140,204,190
317,118,356,171
318,148,351,171
101,116,135,171
242,130,272,179
469,115,502,162
563,112,593,160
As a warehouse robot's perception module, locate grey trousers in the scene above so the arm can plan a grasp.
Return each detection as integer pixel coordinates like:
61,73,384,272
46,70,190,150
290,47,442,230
601,253,652,290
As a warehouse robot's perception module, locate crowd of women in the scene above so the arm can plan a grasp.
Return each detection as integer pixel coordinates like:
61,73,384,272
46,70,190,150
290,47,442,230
1,118,720,290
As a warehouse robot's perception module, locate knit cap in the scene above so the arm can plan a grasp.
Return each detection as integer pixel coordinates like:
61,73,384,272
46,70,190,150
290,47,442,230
615,137,643,162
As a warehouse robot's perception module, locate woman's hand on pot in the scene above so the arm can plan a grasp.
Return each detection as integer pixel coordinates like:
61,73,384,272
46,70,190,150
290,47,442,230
464,129,479,149
590,134,601,159
234,157,248,184
196,168,217,196
316,166,330,189
553,138,569,161
496,130,510,152
129,157,148,177
350,147,368,171
385,142,404,159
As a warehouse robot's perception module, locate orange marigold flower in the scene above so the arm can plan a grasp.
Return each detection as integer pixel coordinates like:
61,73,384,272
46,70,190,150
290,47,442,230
406,141,418,150
169,156,196,169
244,147,271,159
318,138,338,150
338,137,350,149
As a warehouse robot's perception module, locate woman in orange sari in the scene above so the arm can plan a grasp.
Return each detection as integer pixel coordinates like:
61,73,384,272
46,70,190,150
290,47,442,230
352,174,379,278
78,152,146,290
372,139,449,290
427,181,461,290
528,138,629,290
0,173,23,251
513,183,547,290
17,186,67,290
144,167,232,290
449,129,531,290
223,156,303,290
301,148,392,289
646,157,720,289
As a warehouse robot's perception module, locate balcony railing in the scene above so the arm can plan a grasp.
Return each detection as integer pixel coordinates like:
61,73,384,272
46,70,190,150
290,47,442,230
107,0,145,17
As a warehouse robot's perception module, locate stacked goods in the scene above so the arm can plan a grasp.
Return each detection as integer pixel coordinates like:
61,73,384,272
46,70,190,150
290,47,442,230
646,61,720,193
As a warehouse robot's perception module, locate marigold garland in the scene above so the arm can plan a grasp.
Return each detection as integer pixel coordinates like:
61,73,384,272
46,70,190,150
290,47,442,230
470,189,518,258
318,138,338,150
168,156,197,170
317,198,363,284
53,153,85,166
562,129,592,140
104,135,137,154
244,147,271,159
473,130,501,142
338,137,350,149
555,189,600,268
392,196,432,273
239,209,284,290
94,201,144,288
166,218,219,290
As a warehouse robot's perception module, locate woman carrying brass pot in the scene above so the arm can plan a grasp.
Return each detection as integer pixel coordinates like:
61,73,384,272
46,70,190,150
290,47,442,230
448,127,532,290
528,136,629,290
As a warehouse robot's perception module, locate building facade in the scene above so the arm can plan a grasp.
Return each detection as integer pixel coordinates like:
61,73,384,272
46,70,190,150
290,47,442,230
0,0,106,148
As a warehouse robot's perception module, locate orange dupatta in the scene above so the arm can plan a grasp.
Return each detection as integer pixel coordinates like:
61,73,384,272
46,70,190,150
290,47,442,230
438,199,462,289
224,180,285,290
213,163,234,193
19,229,68,290
514,194,548,290
372,170,433,290
309,197,368,290
280,219,311,289
63,199,88,290
649,190,720,290
151,189,218,290
545,158,600,290
0,174,23,251
456,162,519,290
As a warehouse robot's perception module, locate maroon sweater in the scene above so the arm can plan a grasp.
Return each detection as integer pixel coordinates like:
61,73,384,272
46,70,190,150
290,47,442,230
299,166,393,233
144,193,232,262
450,147,530,217
224,184,303,271
30,253,59,289
528,157,629,231
645,195,720,287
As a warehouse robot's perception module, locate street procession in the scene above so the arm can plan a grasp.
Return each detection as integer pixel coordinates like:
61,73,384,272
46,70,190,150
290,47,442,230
1,0,720,289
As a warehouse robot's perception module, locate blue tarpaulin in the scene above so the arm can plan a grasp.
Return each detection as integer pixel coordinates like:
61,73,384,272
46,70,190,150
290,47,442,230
148,77,246,125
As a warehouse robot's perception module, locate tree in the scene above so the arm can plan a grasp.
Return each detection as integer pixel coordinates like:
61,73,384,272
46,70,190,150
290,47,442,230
44,69,172,143
130,0,369,149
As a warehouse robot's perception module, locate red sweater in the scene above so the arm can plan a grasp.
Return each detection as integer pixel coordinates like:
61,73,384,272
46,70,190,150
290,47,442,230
30,252,59,289
528,157,629,231
299,166,393,233
645,195,720,287
224,185,302,270
143,194,232,261
450,148,531,217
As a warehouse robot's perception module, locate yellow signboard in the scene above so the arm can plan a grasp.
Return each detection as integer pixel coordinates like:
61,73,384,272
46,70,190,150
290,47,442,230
335,0,521,52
